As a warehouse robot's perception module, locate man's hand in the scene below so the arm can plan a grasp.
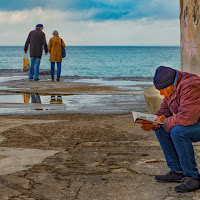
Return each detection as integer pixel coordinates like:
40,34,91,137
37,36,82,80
141,123,154,131
45,53,47,55
24,51,27,54
155,115,166,123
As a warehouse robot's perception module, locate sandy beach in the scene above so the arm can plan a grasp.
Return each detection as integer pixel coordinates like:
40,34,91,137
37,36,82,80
0,70,199,199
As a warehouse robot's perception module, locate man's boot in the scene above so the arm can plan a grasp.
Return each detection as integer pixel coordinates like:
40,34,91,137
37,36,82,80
155,171,184,183
174,177,200,193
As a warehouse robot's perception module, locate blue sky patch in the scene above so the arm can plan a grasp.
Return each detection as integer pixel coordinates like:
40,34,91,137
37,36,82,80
0,0,179,21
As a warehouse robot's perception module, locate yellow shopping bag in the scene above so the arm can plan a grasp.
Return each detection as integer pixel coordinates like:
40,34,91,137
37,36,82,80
23,53,30,71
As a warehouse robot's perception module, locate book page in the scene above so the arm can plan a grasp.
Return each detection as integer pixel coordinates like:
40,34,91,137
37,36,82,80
132,111,164,125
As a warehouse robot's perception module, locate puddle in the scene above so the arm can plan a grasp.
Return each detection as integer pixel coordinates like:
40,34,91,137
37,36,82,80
0,108,26,114
0,94,68,105
0,86,9,90
66,78,153,91
0,76,27,83
0,93,147,115
68,78,152,86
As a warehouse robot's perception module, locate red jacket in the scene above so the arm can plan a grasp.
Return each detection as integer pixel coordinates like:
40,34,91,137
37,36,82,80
156,70,200,132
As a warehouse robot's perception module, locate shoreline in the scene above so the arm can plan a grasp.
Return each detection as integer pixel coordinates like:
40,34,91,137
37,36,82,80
0,69,153,80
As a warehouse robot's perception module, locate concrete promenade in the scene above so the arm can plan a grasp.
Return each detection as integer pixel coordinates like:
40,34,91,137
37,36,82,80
0,73,199,199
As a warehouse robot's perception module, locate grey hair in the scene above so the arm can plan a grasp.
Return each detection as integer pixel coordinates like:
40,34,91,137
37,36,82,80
52,30,59,35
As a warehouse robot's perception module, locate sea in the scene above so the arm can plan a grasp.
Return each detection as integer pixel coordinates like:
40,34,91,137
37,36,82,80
0,46,181,79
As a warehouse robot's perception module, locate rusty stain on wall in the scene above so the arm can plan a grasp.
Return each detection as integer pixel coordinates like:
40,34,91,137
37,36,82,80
181,0,200,76
180,0,183,18
184,6,188,27
193,0,200,25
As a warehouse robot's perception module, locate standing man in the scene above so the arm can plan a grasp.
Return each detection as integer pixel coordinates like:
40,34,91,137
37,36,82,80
24,24,48,81
141,66,200,193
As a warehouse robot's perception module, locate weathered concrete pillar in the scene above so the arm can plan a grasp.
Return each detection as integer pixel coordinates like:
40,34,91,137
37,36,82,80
180,0,200,75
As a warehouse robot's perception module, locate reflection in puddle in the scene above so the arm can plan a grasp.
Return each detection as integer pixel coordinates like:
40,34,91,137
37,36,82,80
0,92,146,114
23,95,63,105
0,94,68,113
24,95,41,104
50,96,63,104
31,95,41,104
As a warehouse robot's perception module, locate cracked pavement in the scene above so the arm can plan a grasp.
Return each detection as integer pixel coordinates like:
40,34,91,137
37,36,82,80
0,114,200,200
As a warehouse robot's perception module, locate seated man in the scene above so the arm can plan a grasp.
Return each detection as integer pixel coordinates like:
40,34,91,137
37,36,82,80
142,66,200,193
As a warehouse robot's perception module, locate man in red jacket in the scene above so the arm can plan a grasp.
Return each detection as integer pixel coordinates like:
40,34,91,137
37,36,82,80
24,24,48,81
142,66,200,193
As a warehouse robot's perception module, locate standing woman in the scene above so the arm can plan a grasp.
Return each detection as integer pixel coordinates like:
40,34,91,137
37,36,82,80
48,30,66,81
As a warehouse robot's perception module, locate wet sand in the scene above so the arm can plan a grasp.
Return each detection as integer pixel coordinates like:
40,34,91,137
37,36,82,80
0,71,200,199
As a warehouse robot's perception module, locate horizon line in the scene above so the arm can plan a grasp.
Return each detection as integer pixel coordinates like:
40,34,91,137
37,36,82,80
0,45,180,47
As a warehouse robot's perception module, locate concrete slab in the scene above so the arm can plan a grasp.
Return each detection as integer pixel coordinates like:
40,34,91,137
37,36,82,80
0,114,199,199
0,147,57,175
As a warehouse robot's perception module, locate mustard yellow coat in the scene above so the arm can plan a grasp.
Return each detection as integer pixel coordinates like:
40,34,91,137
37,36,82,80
48,35,66,62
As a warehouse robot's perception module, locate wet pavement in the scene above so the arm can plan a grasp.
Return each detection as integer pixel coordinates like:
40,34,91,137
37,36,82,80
0,74,152,115
0,93,147,115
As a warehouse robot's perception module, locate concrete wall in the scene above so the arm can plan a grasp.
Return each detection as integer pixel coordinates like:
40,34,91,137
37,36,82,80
180,0,200,75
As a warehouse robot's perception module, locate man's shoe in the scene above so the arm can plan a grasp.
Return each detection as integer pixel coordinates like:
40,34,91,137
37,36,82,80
174,177,200,193
155,171,184,183
34,78,39,81
56,78,60,81
51,77,54,81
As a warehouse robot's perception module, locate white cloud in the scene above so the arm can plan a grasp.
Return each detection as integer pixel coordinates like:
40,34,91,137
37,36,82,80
71,19,180,46
0,8,180,46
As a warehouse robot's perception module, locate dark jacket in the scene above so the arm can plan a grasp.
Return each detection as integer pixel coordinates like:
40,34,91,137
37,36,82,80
156,70,200,132
24,27,48,58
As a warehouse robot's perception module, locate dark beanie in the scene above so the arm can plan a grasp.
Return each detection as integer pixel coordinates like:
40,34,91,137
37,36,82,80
153,66,176,90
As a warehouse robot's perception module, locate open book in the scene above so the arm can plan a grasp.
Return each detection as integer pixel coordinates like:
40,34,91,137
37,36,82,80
132,111,164,126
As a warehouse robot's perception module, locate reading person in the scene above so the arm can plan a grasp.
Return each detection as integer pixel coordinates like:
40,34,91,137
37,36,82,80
142,66,200,193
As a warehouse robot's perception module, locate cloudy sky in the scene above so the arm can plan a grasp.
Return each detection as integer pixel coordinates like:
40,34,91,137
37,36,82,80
0,0,180,46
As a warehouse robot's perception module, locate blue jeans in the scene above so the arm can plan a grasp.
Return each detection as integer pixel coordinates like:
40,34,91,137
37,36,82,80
155,121,200,179
51,62,61,79
29,57,41,80
31,95,41,103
